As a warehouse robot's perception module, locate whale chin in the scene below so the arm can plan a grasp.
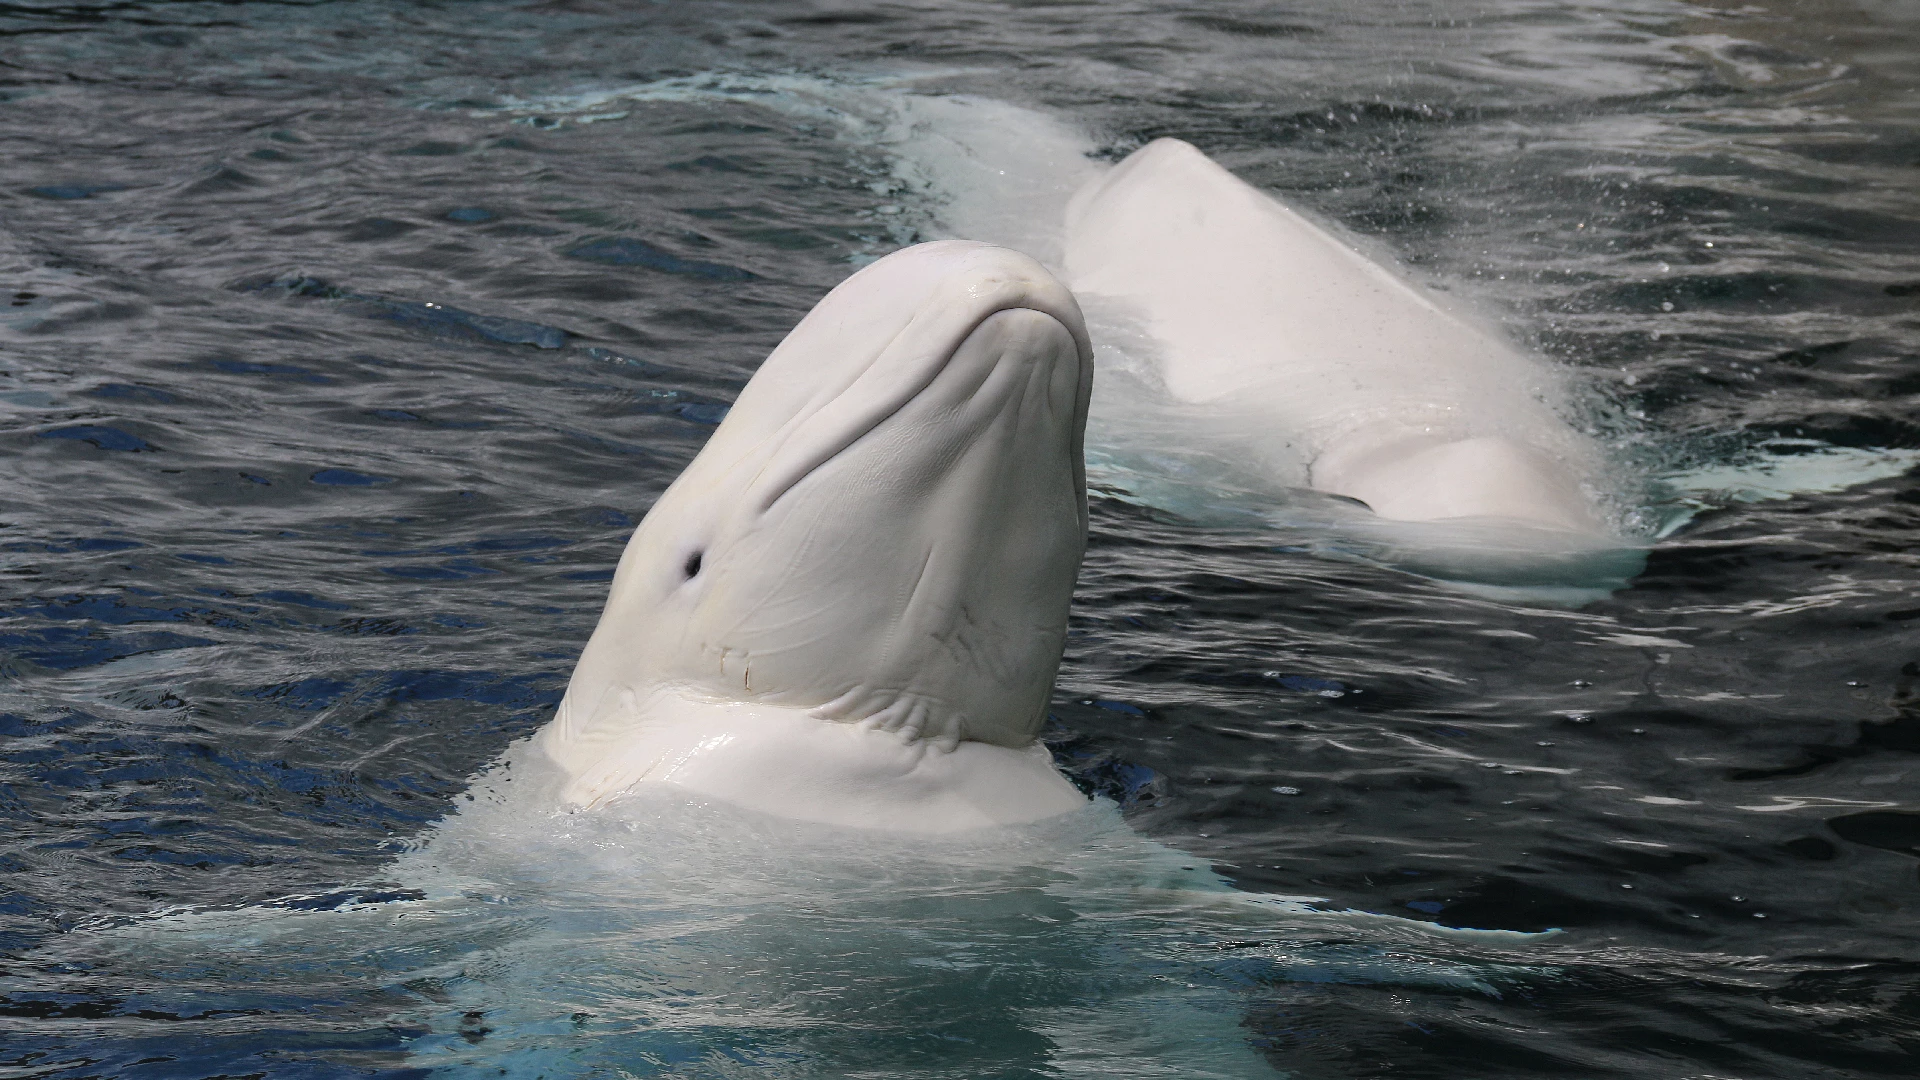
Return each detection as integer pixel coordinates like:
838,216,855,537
536,240,1094,830
550,693,1086,832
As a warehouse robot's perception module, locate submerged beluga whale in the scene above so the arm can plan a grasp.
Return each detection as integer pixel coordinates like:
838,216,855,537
1061,139,1635,587
1067,139,1602,532
536,239,1094,830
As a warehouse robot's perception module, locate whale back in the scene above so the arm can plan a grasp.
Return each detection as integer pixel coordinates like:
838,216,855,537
1064,139,1606,533
1064,139,1544,408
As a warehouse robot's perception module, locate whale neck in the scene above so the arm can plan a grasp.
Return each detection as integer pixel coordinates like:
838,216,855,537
537,692,1085,833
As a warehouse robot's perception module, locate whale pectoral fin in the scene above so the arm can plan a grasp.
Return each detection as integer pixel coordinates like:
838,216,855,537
1314,435,1600,533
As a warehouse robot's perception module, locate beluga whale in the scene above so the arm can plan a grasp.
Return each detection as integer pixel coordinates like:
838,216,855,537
535,239,1095,831
1061,138,1639,591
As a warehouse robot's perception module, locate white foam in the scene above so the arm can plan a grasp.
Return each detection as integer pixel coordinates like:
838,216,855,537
1654,441,1920,535
23,743,1552,1076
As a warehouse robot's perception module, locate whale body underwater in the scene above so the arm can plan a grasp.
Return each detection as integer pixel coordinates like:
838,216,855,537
1059,139,1644,595
1064,138,1611,538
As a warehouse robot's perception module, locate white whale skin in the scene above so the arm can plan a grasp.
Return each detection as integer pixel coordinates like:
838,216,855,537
1064,137,1609,537
535,240,1094,832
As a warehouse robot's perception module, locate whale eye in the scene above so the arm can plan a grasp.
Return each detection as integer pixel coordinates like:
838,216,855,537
682,551,703,579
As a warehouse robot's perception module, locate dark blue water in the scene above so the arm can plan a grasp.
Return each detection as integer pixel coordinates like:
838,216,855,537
2,1,1918,1076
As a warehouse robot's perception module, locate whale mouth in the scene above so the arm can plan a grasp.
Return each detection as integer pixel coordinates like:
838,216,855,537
751,302,1088,520
725,243,1091,528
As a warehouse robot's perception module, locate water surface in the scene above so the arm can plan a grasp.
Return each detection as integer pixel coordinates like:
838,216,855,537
2,1,1918,1076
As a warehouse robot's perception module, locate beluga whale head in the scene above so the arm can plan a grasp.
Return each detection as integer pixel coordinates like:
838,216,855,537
535,241,1095,831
